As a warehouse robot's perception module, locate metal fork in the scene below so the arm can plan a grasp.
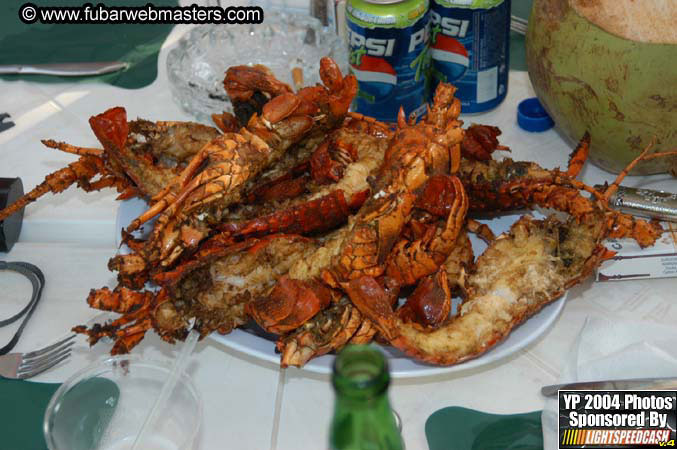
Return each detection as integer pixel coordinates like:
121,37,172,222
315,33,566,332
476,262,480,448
0,334,75,379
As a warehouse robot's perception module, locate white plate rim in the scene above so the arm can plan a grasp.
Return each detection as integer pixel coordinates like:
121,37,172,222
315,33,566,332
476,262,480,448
117,198,567,378
209,295,565,378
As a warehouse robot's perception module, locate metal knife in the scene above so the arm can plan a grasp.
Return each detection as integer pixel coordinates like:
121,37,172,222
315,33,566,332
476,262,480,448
542,377,677,397
0,61,128,76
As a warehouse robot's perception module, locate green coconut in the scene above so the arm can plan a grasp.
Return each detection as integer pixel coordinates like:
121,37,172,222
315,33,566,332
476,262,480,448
526,0,677,175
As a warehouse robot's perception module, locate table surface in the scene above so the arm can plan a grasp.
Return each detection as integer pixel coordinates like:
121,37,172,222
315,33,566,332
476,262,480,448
2,21,676,450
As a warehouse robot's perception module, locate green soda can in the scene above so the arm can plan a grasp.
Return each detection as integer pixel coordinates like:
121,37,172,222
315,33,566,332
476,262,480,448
329,345,404,450
345,0,430,123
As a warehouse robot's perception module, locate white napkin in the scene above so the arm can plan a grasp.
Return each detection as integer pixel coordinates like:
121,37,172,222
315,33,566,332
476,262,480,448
542,317,677,450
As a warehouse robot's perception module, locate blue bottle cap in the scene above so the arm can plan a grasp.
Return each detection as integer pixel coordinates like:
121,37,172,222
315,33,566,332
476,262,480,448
517,97,555,132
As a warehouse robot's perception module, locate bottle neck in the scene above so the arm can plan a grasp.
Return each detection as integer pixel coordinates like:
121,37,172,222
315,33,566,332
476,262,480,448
334,390,393,411
330,346,403,450
332,345,391,403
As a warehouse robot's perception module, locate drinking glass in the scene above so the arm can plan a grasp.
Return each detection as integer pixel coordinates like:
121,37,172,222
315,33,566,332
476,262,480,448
44,355,202,450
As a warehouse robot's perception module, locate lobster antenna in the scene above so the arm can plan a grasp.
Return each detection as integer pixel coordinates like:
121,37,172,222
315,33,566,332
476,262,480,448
636,150,677,162
604,141,677,202
603,136,656,201
41,139,103,156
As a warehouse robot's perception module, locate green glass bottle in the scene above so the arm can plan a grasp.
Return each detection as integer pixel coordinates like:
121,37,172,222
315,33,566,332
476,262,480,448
329,345,404,450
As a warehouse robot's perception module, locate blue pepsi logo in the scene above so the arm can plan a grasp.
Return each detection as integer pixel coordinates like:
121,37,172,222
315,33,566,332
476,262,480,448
430,35,469,82
351,55,397,100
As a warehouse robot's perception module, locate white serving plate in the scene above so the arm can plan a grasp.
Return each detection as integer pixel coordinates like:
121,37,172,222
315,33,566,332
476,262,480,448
117,198,566,378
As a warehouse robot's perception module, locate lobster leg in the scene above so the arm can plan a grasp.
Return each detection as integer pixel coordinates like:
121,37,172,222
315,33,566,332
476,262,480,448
86,176,121,191
74,287,161,349
466,219,495,244
86,286,156,314
125,138,227,233
345,112,393,139
565,132,590,178
111,329,149,355
75,285,184,354
319,58,359,121
348,319,379,345
0,155,108,222
277,297,363,368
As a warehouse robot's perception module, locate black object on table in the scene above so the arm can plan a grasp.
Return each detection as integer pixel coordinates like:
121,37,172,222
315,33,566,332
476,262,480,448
0,112,15,132
0,261,45,355
0,177,24,252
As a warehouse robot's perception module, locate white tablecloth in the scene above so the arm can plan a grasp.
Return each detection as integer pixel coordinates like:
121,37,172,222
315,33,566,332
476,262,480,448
1,22,676,450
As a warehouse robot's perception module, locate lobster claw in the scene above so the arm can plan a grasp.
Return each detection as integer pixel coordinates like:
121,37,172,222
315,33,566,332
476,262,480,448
319,57,358,120
269,115,315,142
328,74,357,120
224,64,292,102
414,174,459,217
343,276,398,341
89,106,128,151
461,124,508,161
309,140,344,184
397,269,451,328
212,111,241,133
262,93,302,124
246,276,333,334
319,57,344,92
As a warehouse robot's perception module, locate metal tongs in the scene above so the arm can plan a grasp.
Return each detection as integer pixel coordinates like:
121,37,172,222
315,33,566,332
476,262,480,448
598,185,677,223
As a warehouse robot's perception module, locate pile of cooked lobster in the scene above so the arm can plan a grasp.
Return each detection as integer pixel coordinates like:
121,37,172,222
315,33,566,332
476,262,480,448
1,57,674,368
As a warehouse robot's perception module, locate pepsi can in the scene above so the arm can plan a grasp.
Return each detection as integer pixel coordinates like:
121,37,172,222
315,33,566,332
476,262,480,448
430,0,510,113
345,0,430,123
